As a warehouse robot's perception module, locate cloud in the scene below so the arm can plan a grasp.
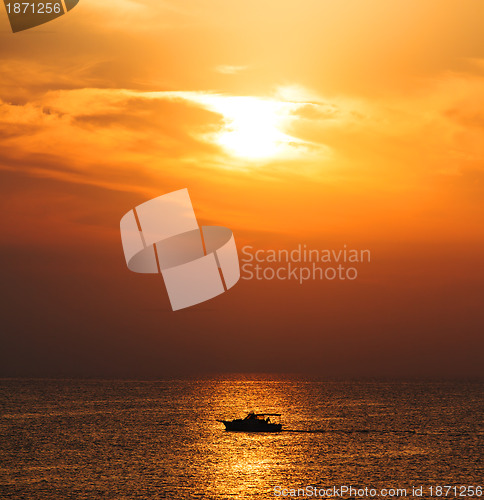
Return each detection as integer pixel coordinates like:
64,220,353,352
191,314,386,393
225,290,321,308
215,65,249,75
0,85,343,191
0,89,226,197
1,67,484,211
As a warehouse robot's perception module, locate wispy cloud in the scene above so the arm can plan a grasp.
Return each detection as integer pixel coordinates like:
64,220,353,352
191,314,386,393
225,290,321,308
1,69,484,204
0,85,343,189
215,65,249,75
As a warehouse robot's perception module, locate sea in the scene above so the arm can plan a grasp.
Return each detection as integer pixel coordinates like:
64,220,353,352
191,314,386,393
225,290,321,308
0,378,482,499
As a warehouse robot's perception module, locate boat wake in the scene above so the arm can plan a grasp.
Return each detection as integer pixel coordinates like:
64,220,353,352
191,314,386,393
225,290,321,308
283,429,417,434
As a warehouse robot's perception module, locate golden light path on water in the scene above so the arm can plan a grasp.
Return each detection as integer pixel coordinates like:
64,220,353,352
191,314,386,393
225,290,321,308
205,379,292,498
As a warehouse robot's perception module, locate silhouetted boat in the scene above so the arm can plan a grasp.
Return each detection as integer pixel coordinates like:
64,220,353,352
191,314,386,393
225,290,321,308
217,411,282,432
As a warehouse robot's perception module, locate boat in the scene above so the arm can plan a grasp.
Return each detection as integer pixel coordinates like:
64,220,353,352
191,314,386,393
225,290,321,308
217,411,282,432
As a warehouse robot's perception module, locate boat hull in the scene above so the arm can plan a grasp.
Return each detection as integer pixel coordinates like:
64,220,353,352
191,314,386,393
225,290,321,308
221,419,282,432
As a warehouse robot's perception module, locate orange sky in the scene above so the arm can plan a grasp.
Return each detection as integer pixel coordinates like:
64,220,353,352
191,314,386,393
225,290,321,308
0,0,483,378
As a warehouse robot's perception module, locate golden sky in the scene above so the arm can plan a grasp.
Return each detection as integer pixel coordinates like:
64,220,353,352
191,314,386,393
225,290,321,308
0,0,483,378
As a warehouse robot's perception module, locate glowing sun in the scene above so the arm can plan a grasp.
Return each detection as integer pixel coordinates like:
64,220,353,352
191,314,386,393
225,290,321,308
187,94,306,161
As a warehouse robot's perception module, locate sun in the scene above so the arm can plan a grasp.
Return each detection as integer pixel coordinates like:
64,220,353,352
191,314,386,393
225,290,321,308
155,89,315,162
211,96,295,160
186,94,305,161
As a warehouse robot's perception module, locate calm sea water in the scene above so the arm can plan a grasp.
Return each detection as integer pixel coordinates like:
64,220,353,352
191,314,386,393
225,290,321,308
0,379,482,499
